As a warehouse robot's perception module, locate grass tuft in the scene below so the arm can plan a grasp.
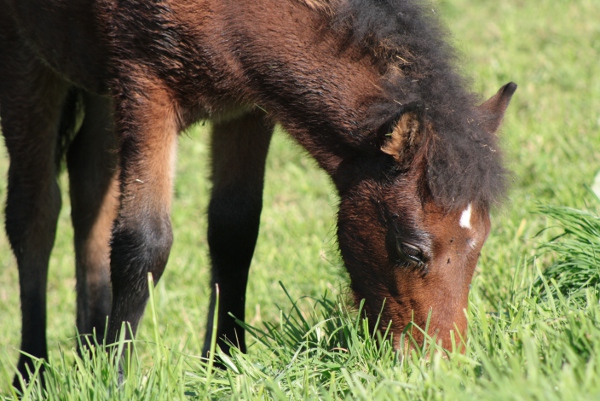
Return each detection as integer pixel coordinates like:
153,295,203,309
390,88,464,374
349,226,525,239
535,196,600,299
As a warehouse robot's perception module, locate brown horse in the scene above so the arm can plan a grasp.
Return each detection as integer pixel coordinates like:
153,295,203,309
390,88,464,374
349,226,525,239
0,0,515,387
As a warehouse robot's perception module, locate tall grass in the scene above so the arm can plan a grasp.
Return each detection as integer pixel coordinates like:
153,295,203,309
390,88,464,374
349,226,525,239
6,274,600,400
535,197,600,298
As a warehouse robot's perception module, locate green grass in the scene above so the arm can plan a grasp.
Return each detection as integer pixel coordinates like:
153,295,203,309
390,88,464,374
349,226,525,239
1,0,600,399
534,199,600,299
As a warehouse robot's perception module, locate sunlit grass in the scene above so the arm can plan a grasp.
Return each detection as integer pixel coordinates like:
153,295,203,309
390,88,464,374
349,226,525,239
535,197,600,298
1,0,600,399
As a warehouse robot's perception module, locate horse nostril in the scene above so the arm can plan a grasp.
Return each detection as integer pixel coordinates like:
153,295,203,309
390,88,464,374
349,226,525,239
447,258,451,264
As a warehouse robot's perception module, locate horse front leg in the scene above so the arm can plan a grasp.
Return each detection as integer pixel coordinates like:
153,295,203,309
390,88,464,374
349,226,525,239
106,79,178,348
67,93,119,348
203,110,273,356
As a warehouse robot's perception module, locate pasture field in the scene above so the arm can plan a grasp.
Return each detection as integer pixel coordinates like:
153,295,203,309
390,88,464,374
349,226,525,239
1,0,599,399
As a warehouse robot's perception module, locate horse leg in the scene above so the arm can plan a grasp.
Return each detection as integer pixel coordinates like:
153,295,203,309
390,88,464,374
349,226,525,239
66,93,119,348
105,78,178,347
202,110,274,356
0,29,70,386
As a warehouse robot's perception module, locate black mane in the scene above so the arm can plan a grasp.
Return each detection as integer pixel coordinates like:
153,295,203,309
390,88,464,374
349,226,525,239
328,0,507,209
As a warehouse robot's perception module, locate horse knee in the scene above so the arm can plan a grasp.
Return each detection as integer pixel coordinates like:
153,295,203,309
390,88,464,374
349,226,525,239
110,216,173,293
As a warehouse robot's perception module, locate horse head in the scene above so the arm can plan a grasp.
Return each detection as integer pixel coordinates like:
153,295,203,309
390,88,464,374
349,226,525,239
335,83,516,350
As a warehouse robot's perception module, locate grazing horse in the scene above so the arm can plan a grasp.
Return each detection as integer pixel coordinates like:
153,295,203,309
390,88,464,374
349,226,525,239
0,0,515,386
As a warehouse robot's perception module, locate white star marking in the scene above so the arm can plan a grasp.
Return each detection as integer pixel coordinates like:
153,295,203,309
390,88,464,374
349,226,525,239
459,203,472,230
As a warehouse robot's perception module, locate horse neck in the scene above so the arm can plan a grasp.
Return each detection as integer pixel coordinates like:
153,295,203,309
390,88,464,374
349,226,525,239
215,0,385,179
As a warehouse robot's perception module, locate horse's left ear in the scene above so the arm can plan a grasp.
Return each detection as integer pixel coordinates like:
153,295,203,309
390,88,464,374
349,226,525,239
477,82,517,134
380,101,426,163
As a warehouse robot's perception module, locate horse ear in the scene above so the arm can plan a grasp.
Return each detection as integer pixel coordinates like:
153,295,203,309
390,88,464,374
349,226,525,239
380,102,426,163
477,82,517,134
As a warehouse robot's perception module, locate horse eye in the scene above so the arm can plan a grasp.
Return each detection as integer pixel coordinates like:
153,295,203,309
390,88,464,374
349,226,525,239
396,241,425,266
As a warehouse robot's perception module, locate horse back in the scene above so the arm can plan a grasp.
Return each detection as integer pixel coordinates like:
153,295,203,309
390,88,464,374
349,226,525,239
1,0,374,124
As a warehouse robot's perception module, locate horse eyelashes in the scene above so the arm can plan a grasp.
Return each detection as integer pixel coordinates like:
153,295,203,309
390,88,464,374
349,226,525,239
396,241,427,272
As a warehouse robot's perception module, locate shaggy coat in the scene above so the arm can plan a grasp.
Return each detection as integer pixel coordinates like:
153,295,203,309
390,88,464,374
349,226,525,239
0,0,515,387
